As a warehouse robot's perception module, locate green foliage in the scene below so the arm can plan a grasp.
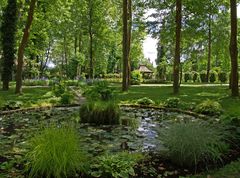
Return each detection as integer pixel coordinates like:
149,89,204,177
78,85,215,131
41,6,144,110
60,92,74,105
23,79,50,86
136,97,155,105
3,100,23,110
25,126,89,178
184,72,192,82
104,73,121,78
91,152,143,178
200,71,207,83
164,97,180,108
131,70,143,85
195,99,223,116
79,101,120,125
52,81,67,97
218,72,228,83
84,81,114,101
209,71,218,83
192,72,199,83
160,121,229,168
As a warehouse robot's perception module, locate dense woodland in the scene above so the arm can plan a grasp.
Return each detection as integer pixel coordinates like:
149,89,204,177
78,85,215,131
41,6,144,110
0,0,239,95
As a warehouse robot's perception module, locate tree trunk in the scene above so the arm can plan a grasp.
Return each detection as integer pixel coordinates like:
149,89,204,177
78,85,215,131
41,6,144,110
15,0,37,94
206,4,212,83
88,0,93,79
122,0,129,91
63,35,68,77
1,0,18,91
127,0,132,85
173,0,182,94
230,0,239,97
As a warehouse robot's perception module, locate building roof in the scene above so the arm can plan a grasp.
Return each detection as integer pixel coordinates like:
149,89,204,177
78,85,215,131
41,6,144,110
138,65,153,73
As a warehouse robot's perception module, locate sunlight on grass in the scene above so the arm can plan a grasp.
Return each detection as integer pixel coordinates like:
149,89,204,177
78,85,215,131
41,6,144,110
196,92,222,97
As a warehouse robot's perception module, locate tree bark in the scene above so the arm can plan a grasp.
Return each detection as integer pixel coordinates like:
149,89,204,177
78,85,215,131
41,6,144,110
15,0,37,94
122,0,129,91
206,2,212,83
127,0,132,85
88,0,93,79
173,0,182,94
230,0,239,97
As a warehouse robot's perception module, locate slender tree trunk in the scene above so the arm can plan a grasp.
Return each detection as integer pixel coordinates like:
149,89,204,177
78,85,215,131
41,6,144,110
173,0,182,94
122,0,129,91
74,35,78,56
206,4,212,83
63,35,68,77
230,0,239,97
127,0,132,85
15,0,37,94
88,0,93,79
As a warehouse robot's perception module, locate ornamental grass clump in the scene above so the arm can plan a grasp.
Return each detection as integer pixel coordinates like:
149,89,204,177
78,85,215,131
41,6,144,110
136,97,155,105
160,121,229,169
195,99,223,116
26,126,88,178
80,101,120,125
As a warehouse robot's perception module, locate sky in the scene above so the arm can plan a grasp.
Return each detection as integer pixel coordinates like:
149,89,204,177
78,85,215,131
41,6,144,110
143,5,240,67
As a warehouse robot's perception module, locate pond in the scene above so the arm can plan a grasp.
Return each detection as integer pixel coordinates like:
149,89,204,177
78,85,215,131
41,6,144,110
0,106,198,176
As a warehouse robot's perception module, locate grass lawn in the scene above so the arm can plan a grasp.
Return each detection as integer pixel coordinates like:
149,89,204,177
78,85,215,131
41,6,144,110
0,87,54,108
115,84,240,117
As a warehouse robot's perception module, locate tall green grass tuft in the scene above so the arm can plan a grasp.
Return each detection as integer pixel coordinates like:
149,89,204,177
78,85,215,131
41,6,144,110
160,121,229,169
80,101,120,125
26,126,88,178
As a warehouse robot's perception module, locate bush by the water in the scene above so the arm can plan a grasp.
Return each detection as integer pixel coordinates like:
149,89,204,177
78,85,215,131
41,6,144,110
60,92,74,105
195,99,223,116
131,70,143,85
26,126,88,178
91,152,143,178
160,121,229,168
79,101,120,125
52,81,67,97
136,97,155,105
164,97,180,108
83,81,114,101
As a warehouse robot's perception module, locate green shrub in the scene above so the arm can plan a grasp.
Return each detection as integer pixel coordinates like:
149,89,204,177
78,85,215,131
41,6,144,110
195,99,223,116
91,152,143,178
164,97,180,108
83,81,114,101
160,121,229,168
80,101,120,125
131,70,143,85
200,71,207,83
60,92,74,105
23,79,50,86
192,72,199,83
184,72,191,82
218,72,228,83
136,97,155,105
26,126,88,178
3,100,23,110
52,81,67,97
210,71,218,83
